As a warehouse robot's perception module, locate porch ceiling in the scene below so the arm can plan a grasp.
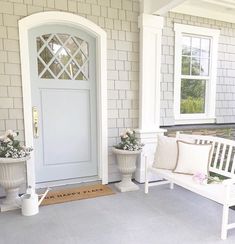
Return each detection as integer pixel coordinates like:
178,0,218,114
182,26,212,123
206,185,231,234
172,0,235,23
143,0,235,23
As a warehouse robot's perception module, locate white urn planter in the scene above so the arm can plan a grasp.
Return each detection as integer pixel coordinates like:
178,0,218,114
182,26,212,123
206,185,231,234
0,157,28,212
112,147,141,192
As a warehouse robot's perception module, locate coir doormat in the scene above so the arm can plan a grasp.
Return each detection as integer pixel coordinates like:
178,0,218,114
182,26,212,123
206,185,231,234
41,184,115,206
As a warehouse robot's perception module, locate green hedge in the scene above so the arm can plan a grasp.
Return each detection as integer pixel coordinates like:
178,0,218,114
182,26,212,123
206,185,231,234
181,97,204,114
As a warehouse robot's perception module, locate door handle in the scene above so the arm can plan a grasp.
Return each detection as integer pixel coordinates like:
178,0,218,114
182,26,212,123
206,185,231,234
32,107,39,138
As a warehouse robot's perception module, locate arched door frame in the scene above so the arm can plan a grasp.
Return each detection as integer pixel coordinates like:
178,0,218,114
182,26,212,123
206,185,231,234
19,11,108,187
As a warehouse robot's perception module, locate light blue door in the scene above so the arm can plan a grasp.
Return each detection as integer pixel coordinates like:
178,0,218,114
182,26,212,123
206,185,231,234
29,25,97,183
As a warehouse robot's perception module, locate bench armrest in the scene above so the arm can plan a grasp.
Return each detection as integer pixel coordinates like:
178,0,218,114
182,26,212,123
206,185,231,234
221,179,235,204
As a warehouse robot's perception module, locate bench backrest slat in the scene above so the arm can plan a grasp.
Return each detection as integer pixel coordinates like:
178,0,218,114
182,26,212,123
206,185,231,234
176,132,235,179
214,142,221,169
210,141,216,168
225,146,233,172
230,153,235,175
219,144,227,171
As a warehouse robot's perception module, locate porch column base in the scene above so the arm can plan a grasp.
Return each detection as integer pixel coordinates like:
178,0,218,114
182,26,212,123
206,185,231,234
135,129,166,183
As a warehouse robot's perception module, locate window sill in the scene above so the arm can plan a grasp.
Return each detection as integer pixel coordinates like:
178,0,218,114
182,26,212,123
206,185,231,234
174,117,216,125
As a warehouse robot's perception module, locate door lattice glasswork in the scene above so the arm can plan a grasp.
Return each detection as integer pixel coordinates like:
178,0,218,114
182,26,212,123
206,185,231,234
36,33,89,80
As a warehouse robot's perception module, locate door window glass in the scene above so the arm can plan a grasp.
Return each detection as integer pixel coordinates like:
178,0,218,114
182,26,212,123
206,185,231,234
36,33,89,80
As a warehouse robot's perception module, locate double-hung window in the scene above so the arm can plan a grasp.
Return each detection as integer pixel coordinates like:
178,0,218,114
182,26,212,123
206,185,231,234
174,24,220,124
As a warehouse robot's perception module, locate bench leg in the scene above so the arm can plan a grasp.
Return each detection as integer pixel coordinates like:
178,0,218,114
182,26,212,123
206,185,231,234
170,182,174,190
145,178,149,194
221,205,229,240
144,156,149,194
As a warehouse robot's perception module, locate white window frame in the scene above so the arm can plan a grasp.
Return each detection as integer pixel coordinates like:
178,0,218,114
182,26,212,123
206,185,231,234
174,23,220,124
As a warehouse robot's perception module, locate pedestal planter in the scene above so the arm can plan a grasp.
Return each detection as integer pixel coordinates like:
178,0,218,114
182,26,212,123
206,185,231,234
0,157,29,212
112,148,141,192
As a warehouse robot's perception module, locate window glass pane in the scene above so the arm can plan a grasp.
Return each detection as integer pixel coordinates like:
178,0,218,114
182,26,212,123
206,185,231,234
49,59,62,76
201,39,210,58
42,34,50,42
82,62,89,79
81,41,89,57
75,72,87,81
181,56,191,75
192,37,201,57
41,70,53,79
191,57,200,75
67,60,79,77
39,47,53,64
182,36,191,56
36,37,44,51
48,36,62,55
65,37,79,55
180,79,206,114
57,34,69,43
200,58,209,76
59,71,70,80
75,51,87,66
57,48,71,65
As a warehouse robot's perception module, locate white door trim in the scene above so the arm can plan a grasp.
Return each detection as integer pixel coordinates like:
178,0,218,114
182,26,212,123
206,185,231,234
19,11,108,186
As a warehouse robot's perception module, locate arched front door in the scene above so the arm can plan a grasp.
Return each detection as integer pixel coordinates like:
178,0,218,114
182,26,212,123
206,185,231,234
28,25,97,183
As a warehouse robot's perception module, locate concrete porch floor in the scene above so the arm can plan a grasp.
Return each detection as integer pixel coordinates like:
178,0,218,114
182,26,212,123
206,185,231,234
0,183,235,244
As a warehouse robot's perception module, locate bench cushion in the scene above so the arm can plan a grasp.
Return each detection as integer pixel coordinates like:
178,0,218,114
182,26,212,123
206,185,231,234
153,136,196,170
153,136,177,170
150,167,235,205
174,141,212,175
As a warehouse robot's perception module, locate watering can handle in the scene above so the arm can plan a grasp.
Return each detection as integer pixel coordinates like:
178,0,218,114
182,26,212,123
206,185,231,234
38,188,50,206
26,185,33,195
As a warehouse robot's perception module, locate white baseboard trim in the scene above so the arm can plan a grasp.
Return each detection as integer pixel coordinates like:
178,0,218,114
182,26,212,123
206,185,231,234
36,176,100,189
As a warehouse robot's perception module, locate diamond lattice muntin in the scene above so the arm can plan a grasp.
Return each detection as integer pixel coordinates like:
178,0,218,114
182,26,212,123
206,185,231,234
36,33,89,80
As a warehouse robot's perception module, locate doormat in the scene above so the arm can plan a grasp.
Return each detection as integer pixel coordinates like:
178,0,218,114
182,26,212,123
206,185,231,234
41,184,115,206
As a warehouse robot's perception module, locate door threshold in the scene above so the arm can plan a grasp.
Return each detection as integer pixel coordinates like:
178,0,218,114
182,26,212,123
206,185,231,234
36,176,100,189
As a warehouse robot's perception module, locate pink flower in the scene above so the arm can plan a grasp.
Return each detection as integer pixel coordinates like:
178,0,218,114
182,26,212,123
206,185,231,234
192,172,207,184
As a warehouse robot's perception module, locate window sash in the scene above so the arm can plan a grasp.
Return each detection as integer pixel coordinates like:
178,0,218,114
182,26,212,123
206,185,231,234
181,35,211,77
180,35,211,115
180,78,208,115
174,23,220,124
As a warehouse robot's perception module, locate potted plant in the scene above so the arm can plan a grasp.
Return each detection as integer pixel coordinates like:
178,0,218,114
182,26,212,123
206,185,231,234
0,130,32,211
112,129,144,192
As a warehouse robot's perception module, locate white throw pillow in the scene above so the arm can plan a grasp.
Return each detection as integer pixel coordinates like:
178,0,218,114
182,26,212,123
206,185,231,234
152,136,177,170
173,140,212,175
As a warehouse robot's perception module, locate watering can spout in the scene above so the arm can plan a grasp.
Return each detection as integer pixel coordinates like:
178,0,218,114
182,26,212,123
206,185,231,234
38,188,50,206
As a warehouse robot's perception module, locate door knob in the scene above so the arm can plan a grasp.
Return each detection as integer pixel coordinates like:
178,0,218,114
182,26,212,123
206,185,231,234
32,107,39,138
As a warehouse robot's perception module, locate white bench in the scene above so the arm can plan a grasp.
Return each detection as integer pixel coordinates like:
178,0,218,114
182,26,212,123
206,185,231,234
145,132,235,240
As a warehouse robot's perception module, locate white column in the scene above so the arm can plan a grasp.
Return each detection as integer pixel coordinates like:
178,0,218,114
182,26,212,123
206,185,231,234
135,14,165,183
